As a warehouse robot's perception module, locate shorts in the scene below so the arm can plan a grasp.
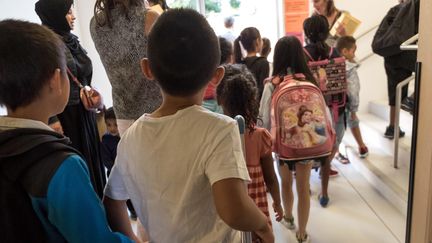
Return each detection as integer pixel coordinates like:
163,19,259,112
385,63,412,106
282,159,314,171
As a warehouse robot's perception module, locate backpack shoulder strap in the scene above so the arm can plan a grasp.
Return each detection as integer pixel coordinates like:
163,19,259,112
329,47,334,58
303,48,315,61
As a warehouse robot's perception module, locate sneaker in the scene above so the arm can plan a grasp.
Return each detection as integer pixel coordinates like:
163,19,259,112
329,168,339,177
336,153,350,164
384,125,405,139
401,96,414,114
280,216,296,230
319,167,338,178
296,232,310,243
318,194,329,207
359,146,369,158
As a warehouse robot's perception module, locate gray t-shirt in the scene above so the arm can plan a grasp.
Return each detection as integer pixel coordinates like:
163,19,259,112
90,6,162,120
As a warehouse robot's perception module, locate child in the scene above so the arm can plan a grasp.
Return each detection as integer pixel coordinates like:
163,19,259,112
101,107,138,220
234,27,269,101
336,36,369,158
216,64,284,240
260,36,318,243
260,37,272,59
103,9,274,242
202,37,233,113
101,107,121,176
0,19,133,243
303,14,345,206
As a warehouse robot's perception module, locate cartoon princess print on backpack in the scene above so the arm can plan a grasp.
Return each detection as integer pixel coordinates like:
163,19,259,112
278,91,327,149
271,74,335,161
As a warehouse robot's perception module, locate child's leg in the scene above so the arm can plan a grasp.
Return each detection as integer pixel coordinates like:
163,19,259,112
349,112,366,148
276,163,294,219
321,148,336,198
295,161,313,238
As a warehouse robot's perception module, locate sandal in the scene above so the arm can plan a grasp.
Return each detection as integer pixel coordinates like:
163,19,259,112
336,153,350,164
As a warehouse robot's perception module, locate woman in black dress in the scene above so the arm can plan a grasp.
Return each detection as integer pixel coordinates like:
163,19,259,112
36,0,105,198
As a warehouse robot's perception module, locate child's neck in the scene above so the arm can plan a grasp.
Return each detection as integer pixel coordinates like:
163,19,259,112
7,102,51,124
150,92,203,118
247,52,258,58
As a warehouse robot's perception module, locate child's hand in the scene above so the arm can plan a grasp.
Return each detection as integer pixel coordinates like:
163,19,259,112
351,112,358,121
254,222,274,243
272,203,284,222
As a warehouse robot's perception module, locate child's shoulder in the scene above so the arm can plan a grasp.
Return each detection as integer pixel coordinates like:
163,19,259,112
128,105,237,134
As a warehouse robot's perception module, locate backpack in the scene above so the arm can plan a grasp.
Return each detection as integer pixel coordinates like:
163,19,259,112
372,0,419,57
0,128,80,243
270,74,335,161
304,48,347,119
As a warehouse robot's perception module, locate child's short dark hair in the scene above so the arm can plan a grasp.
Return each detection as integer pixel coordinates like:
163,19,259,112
260,37,271,58
216,64,259,132
0,19,66,111
219,37,233,65
147,8,220,97
104,107,116,121
336,36,356,53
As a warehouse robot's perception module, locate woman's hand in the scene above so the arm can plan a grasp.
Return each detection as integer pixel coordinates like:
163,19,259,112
49,121,64,135
336,23,347,36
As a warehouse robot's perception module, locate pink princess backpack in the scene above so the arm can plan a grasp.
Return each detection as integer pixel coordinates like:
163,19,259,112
270,74,335,161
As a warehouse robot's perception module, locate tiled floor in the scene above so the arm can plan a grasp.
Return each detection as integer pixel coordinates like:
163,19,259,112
270,159,406,243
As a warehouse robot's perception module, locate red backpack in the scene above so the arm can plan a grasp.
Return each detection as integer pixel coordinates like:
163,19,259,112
304,48,347,119
270,74,335,161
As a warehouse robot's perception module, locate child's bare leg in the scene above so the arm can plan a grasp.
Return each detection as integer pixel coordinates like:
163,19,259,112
321,148,336,198
277,163,294,218
295,162,312,238
351,126,366,148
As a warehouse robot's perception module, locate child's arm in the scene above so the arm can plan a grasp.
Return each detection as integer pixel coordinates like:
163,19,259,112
260,154,283,222
103,197,141,242
212,178,274,242
259,82,275,131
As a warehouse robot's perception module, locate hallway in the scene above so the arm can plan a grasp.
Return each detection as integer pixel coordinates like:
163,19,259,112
270,147,406,243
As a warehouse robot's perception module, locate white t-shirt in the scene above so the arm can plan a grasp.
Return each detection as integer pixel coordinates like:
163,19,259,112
105,105,250,243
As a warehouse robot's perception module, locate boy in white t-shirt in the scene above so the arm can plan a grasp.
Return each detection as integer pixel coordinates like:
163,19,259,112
103,9,274,243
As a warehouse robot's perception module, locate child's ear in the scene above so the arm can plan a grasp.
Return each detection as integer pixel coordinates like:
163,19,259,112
141,58,154,80
341,48,348,57
209,66,225,87
49,69,62,94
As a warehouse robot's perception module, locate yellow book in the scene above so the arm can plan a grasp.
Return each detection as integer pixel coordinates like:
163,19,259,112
330,12,361,37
